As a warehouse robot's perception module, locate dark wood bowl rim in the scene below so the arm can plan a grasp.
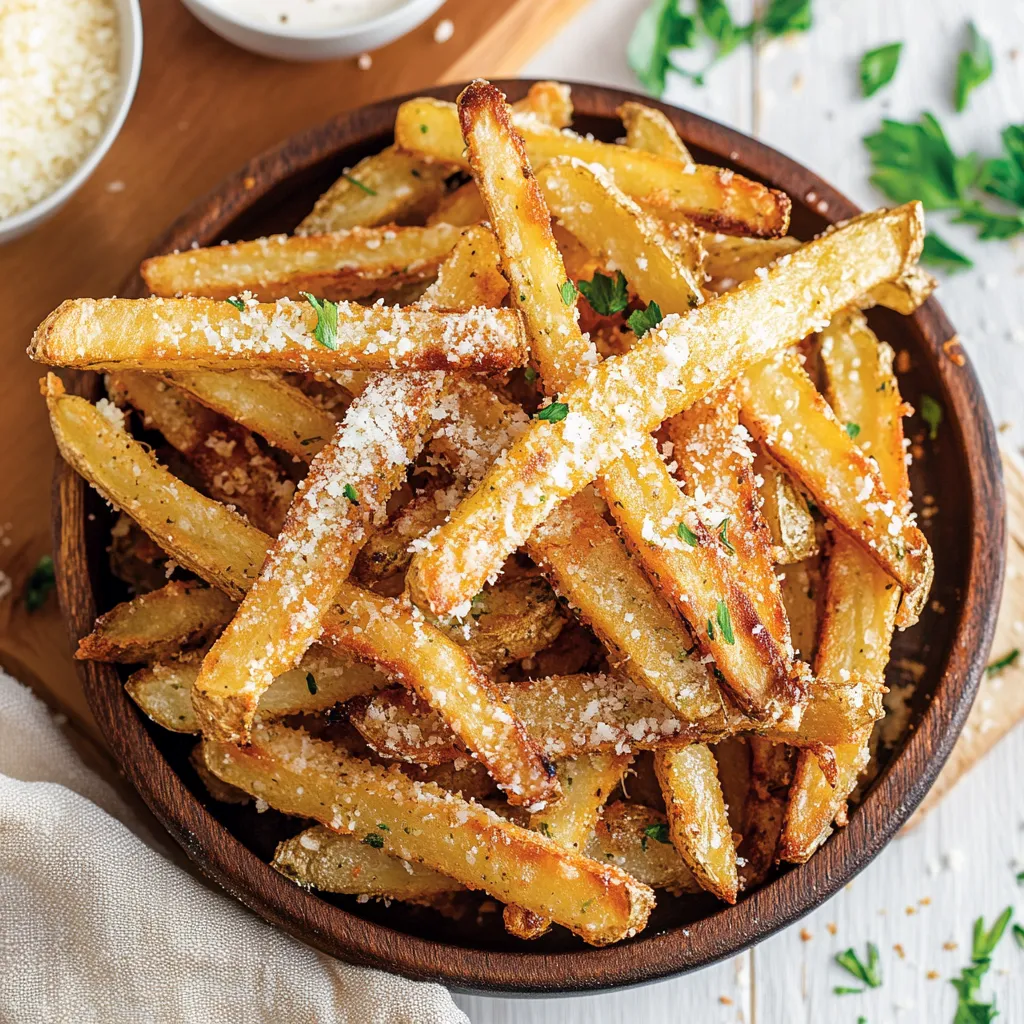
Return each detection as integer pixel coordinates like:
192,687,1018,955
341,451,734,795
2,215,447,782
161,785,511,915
52,79,1006,996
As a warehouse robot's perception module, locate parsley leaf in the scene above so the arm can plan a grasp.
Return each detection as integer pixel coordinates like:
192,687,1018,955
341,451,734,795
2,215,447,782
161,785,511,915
1014,923,1024,950
24,554,55,613
344,174,377,195
225,297,246,311
845,422,861,440
954,200,1024,241
559,279,578,306
698,0,750,59
627,0,699,96
715,599,735,645
921,232,974,271
535,402,569,423
834,942,883,993
955,22,994,113
640,822,671,851
864,113,979,210
987,648,1020,676
677,522,699,547
305,673,318,695
538,822,553,838
860,42,902,98
301,292,339,351
343,483,359,504
627,300,664,337
951,908,1013,1020
761,0,812,38
718,516,735,554
362,833,384,849
577,270,629,315
919,393,943,440
981,125,1024,207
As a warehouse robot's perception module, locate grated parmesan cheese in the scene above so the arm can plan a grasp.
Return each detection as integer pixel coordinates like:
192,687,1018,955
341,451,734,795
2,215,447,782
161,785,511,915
1,0,120,218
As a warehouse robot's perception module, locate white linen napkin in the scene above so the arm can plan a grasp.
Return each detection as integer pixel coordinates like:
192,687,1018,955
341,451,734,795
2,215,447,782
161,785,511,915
0,669,467,1024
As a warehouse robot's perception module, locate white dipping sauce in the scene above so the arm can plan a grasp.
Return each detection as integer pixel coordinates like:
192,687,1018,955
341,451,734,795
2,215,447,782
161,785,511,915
213,0,407,30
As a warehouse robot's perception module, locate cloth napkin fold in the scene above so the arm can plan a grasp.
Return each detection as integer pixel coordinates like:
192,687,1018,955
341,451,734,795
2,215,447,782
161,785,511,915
0,669,467,1024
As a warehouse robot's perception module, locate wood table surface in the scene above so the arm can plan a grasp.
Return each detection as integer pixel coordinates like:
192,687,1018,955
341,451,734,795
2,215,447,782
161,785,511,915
4,0,1024,1019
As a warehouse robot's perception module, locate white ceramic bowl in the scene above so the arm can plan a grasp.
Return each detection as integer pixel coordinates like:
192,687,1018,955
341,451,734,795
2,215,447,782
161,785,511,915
179,0,447,61
0,0,143,246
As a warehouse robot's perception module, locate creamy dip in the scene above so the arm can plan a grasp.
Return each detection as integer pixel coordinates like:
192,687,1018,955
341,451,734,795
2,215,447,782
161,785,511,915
211,0,408,30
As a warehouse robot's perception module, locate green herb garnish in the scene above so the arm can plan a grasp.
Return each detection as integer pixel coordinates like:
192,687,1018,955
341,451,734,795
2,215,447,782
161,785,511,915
535,402,569,423
844,422,861,440
419,124,429,134
677,522,699,547
921,233,974,271
343,483,359,504
362,833,385,849
834,942,882,994
577,270,629,315
538,822,553,838
1014,923,1024,950
523,367,538,382
954,200,1024,241
718,517,735,554
377,823,390,831
225,297,246,311
706,617,715,641
301,292,339,351
627,300,664,337
305,673,318,695
715,599,735,645
980,125,1024,207
344,174,377,195
955,22,993,113
919,393,943,440
640,822,671,850
24,555,55,613
860,42,902,98
987,649,1020,677
559,279,578,306
761,0,811,36
626,0,699,96
950,908,1013,1022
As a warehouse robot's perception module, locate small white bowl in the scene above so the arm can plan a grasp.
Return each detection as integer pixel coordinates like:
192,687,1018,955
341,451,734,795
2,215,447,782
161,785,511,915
0,0,143,246
179,0,447,62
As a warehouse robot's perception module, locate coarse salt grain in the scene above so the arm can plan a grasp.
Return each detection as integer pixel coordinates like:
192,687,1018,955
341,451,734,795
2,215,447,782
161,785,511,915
433,18,453,43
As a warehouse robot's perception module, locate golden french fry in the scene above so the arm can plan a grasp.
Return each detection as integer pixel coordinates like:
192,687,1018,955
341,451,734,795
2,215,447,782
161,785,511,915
193,372,447,742
619,101,694,165
754,450,819,564
408,203,925,616
202,722,654,946
126,649,387,733
516,80,574,128
141,224,463,302
427,181,488,227
419,224,508,308
655,744,738,903
396,93,791,238
45,378,559,808
30,297,528,374
76,581,236,663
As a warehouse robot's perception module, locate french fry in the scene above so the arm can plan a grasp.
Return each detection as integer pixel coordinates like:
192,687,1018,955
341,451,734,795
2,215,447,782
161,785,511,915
140,224,463,302
780,310,911,861
516,80,574,129
190,742,252,804
408,202,925,616
352,489,448,583
619,101,694,165
193,372,448,741
754,450,819,564
778,558,821,665
395,94,791,238
737,350,932,606
108,371,295,535
126,649,387,733
505,753,631,940
426,182,488,228
30,297,528,374
76,580,236,663
654,744,738,903
296,147,451,235
738,737,792,888
418,225,508,308
45,378,559,808
160,369,340,462
537,158,704,312
202,722,654,945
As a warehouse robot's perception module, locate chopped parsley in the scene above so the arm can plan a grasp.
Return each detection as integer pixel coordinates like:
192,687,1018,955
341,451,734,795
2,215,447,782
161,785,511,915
677,521,699,547
921,233,974,272
626,0,699,95
24,555,55,613
844,422,861,440
344,174,377,195
362,833,385,849
987,648,1020,677
1017,869,1024,885
859,42,902,98
577,270,629,315
640,822,671,851
377,822,390,831
581,898,594,912
559,279,578,306
707,617,715,641
538,822,553,838
955,22,993,113
715,599,735,645
305,673,318,695
919,393,943,441
419,124,429,134
627,300,664,337
225,297,246,311
718,516,735,554
535,401,569,423
981,125,1024,208
301,292,339,351
950,907,1012,1022
834,942,882,994
1014,923,1024,950
523,366,538,382
343,483,360,504
954,200,1024,241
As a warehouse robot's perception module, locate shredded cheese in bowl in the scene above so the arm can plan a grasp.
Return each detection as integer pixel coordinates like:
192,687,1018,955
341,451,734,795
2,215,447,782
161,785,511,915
0,0,121,220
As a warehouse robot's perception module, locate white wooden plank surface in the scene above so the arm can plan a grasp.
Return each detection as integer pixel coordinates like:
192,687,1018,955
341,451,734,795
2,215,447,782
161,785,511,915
456,1,1024,1019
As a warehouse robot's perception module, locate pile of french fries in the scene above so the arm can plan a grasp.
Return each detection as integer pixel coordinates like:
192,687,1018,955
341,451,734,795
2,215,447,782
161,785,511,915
33,79,936,947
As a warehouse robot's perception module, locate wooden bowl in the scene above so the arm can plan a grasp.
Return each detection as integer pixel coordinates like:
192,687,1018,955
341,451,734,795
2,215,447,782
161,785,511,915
53,80,1006,995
